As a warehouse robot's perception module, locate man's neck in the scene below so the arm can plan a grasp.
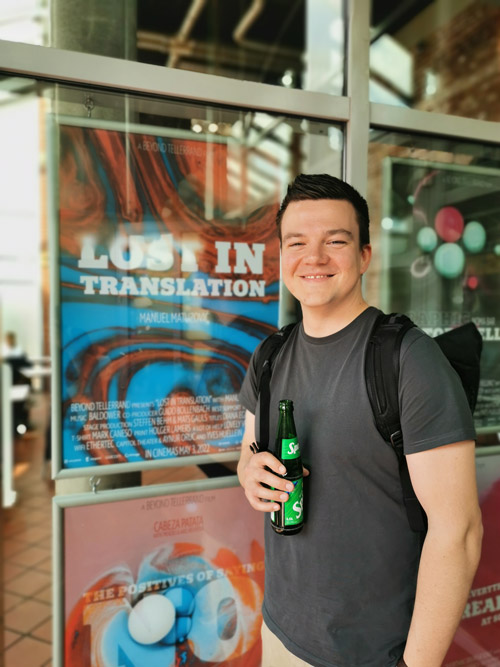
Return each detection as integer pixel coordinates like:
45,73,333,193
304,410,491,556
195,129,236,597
302,301,370,338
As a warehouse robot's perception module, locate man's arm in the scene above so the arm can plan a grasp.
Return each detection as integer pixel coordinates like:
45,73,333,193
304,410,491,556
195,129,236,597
403,440,483,667
237,410,296,512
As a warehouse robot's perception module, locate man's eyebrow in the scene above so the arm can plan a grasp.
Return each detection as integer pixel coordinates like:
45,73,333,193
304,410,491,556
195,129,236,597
325,228,353,238
283,228,353,242
282,232,306,242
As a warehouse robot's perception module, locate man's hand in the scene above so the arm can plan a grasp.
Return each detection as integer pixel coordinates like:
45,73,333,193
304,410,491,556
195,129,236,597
239,448,295,512
237,409,309,512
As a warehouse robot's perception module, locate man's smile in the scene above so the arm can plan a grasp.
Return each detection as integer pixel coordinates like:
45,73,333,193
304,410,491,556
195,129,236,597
301,274,334,279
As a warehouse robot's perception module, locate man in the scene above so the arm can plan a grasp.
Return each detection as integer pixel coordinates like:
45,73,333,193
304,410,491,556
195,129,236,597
237,174,482,667
2,331,24,359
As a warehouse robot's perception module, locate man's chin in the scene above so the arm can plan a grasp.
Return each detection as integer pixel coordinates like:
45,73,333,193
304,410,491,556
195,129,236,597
299,298,336,312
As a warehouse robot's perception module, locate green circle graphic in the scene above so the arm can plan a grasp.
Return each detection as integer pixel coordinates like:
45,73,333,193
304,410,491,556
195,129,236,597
463,221,486,253
417,227,438,252
434,243,465,279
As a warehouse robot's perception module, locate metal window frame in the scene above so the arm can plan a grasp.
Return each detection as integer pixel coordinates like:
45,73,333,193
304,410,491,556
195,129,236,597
0,39,351,121
370,102,500,145
345,0,370,195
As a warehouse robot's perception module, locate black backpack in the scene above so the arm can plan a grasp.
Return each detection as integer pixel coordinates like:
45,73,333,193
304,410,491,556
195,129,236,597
254,312,483,535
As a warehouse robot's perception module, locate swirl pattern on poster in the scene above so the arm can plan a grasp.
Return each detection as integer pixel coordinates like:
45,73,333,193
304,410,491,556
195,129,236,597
57,124,282,468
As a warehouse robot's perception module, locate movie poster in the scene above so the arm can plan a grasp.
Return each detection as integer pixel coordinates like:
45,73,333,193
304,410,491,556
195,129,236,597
54,119,281,470
381,159,500,432
61,483,264,666
444,453,500,666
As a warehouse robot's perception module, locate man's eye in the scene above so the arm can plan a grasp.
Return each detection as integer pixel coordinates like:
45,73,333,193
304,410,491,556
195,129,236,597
328,240,346,246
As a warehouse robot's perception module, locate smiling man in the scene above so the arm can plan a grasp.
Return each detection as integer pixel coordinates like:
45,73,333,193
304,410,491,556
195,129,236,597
280,197,370,336
237,174,482,667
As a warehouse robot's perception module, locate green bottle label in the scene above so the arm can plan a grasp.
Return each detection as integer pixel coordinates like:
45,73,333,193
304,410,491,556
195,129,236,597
284,478,303,525
281,437,300,460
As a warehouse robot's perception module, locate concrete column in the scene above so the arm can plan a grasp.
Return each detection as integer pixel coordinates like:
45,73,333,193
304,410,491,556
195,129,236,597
50,0,137,60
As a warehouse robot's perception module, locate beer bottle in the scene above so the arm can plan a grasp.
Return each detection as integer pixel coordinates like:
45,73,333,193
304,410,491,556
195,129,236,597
271,399,304,535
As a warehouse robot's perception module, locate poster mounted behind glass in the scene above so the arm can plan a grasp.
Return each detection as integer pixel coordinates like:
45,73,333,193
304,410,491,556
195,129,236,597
379,158,500,434
444,451,500,665
51,116,283,474
54,477,264,666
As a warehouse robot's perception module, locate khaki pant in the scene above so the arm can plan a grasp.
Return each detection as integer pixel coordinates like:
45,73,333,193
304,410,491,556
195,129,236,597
261,619,313,667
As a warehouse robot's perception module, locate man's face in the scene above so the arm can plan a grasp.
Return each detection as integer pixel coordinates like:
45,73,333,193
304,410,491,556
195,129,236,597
280,199,371,317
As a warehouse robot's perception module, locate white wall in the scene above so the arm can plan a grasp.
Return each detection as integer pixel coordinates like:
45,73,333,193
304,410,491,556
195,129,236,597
0,93,44,359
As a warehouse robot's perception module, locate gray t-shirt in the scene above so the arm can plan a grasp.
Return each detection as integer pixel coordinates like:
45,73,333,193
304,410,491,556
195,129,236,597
239,307,476,667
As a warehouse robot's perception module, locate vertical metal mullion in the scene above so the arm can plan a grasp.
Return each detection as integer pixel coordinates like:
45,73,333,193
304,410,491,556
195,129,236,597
344,0,370,197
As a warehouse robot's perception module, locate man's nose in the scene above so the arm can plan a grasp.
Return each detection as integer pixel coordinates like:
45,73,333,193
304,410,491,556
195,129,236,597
304,242,329,263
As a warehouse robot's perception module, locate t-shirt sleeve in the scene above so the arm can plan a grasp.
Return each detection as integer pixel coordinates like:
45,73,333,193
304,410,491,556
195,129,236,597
238,341,262,415
399,329,476,454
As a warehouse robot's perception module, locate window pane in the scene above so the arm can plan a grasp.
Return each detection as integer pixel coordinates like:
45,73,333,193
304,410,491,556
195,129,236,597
0,76,342,665
370,0,500,121
0,75,343,472
0,0,345,94
367,129,500,440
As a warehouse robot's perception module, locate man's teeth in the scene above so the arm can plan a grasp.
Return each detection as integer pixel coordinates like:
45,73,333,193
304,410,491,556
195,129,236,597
304,275,329,278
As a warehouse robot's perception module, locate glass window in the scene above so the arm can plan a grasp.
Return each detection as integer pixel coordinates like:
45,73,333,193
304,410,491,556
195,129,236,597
0,77,342,664
367,128,500,442
370,0,500,121
0,75,343,478
0,0,345,95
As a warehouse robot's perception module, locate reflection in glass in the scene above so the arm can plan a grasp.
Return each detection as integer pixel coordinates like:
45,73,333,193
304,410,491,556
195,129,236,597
0,76,343,474
367,129,500,437
369,0,500,121
0,1,345,94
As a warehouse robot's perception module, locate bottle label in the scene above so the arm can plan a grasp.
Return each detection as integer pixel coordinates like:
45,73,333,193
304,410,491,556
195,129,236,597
281,437,300,460
284,479,303,525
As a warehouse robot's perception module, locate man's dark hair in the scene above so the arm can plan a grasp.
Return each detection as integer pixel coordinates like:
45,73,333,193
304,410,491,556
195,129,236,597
276,173,370,247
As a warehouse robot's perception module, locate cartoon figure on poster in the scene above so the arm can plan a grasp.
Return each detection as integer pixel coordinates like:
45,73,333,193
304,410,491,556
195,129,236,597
63,487,265,666
66,542,264,666
57,123,281,469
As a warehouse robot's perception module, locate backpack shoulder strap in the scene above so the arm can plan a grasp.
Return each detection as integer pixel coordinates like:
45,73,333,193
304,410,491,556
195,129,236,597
365,313,415,444
255,322,297,451
365,312,427,534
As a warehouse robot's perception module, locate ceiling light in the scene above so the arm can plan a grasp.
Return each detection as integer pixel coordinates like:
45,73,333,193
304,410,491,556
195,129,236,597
281,70,294,88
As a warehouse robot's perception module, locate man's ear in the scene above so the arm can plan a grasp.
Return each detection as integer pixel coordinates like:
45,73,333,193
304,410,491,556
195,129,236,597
360,244,372,275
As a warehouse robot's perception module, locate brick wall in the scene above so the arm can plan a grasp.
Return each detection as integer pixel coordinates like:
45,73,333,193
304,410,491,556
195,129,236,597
411,1,500,121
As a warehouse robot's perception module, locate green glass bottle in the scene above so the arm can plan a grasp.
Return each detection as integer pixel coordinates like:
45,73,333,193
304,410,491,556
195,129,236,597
271,399,304,535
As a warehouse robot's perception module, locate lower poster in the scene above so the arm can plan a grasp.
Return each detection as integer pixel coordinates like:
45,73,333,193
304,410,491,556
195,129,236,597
56,478,264,667
444,452,500,666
